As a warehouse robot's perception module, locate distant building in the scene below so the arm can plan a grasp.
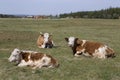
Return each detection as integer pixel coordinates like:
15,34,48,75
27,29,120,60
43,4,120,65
26,15,34,18
34,15,47,19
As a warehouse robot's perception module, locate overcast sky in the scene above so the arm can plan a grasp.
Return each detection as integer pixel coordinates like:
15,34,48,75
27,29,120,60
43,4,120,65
0,0,120,15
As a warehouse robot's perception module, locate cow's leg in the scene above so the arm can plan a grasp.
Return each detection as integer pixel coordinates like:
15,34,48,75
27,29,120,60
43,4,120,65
74,51,82,57
93,52,106,59
32,63,45,69
74,49,85,57
32,66,39,69
41,44,45,48
17,60,28,67
32,60,46,69
31,63,43,69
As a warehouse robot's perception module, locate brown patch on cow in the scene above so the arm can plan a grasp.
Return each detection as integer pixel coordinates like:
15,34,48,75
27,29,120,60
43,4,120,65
30,53,44,61
76,46,85,52
20,52,30,62
37,35,44,47
75,39,104,56
83,41,104,55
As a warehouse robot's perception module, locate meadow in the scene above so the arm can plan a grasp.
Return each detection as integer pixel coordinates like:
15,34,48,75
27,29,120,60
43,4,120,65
0,18,120,80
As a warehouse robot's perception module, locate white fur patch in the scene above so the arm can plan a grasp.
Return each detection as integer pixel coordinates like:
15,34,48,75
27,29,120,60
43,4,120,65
44,33,49,43
68,37,75,47
93,46,107,59
81,40,86,46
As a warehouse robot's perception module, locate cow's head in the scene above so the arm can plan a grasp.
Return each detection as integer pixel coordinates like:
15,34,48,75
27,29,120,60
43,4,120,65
37,32,54,48
42,32,53,48
65,37,76,47
8,48,21,63
65,37,82,47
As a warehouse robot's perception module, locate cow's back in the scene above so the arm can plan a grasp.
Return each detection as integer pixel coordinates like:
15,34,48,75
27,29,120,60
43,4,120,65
83,41,104,54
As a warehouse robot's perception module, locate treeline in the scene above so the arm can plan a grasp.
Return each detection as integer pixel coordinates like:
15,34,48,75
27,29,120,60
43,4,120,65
59,7,120,19
0,14,19,18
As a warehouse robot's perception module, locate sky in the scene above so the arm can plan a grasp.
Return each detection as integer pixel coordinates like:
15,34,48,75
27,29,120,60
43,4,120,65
0,0,120,15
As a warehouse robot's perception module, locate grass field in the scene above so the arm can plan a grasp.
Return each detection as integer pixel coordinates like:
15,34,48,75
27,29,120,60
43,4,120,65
0,18,120,80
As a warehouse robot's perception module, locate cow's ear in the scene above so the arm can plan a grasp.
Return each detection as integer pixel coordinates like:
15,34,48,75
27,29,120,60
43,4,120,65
40,32,43,36
40,34,43,37
40,32,43,35
50,33,52,36
49,35,52,40
49,34,52,37
65,38,68,42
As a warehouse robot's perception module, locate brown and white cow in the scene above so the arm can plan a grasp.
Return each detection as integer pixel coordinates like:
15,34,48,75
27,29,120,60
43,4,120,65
8,48,59,69
37,32,54,48
65,37,115,59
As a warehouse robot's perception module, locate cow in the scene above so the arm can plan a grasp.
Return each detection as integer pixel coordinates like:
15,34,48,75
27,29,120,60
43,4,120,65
37,32,54,48
65,37,115,59
8,48,59,69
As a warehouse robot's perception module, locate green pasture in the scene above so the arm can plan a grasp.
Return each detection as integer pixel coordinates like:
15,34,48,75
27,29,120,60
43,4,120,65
0,18,120,80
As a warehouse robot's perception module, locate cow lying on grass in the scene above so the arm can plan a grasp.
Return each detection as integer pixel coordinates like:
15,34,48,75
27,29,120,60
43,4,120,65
65,37,115,59
8,48,59,69
37,32,54,48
